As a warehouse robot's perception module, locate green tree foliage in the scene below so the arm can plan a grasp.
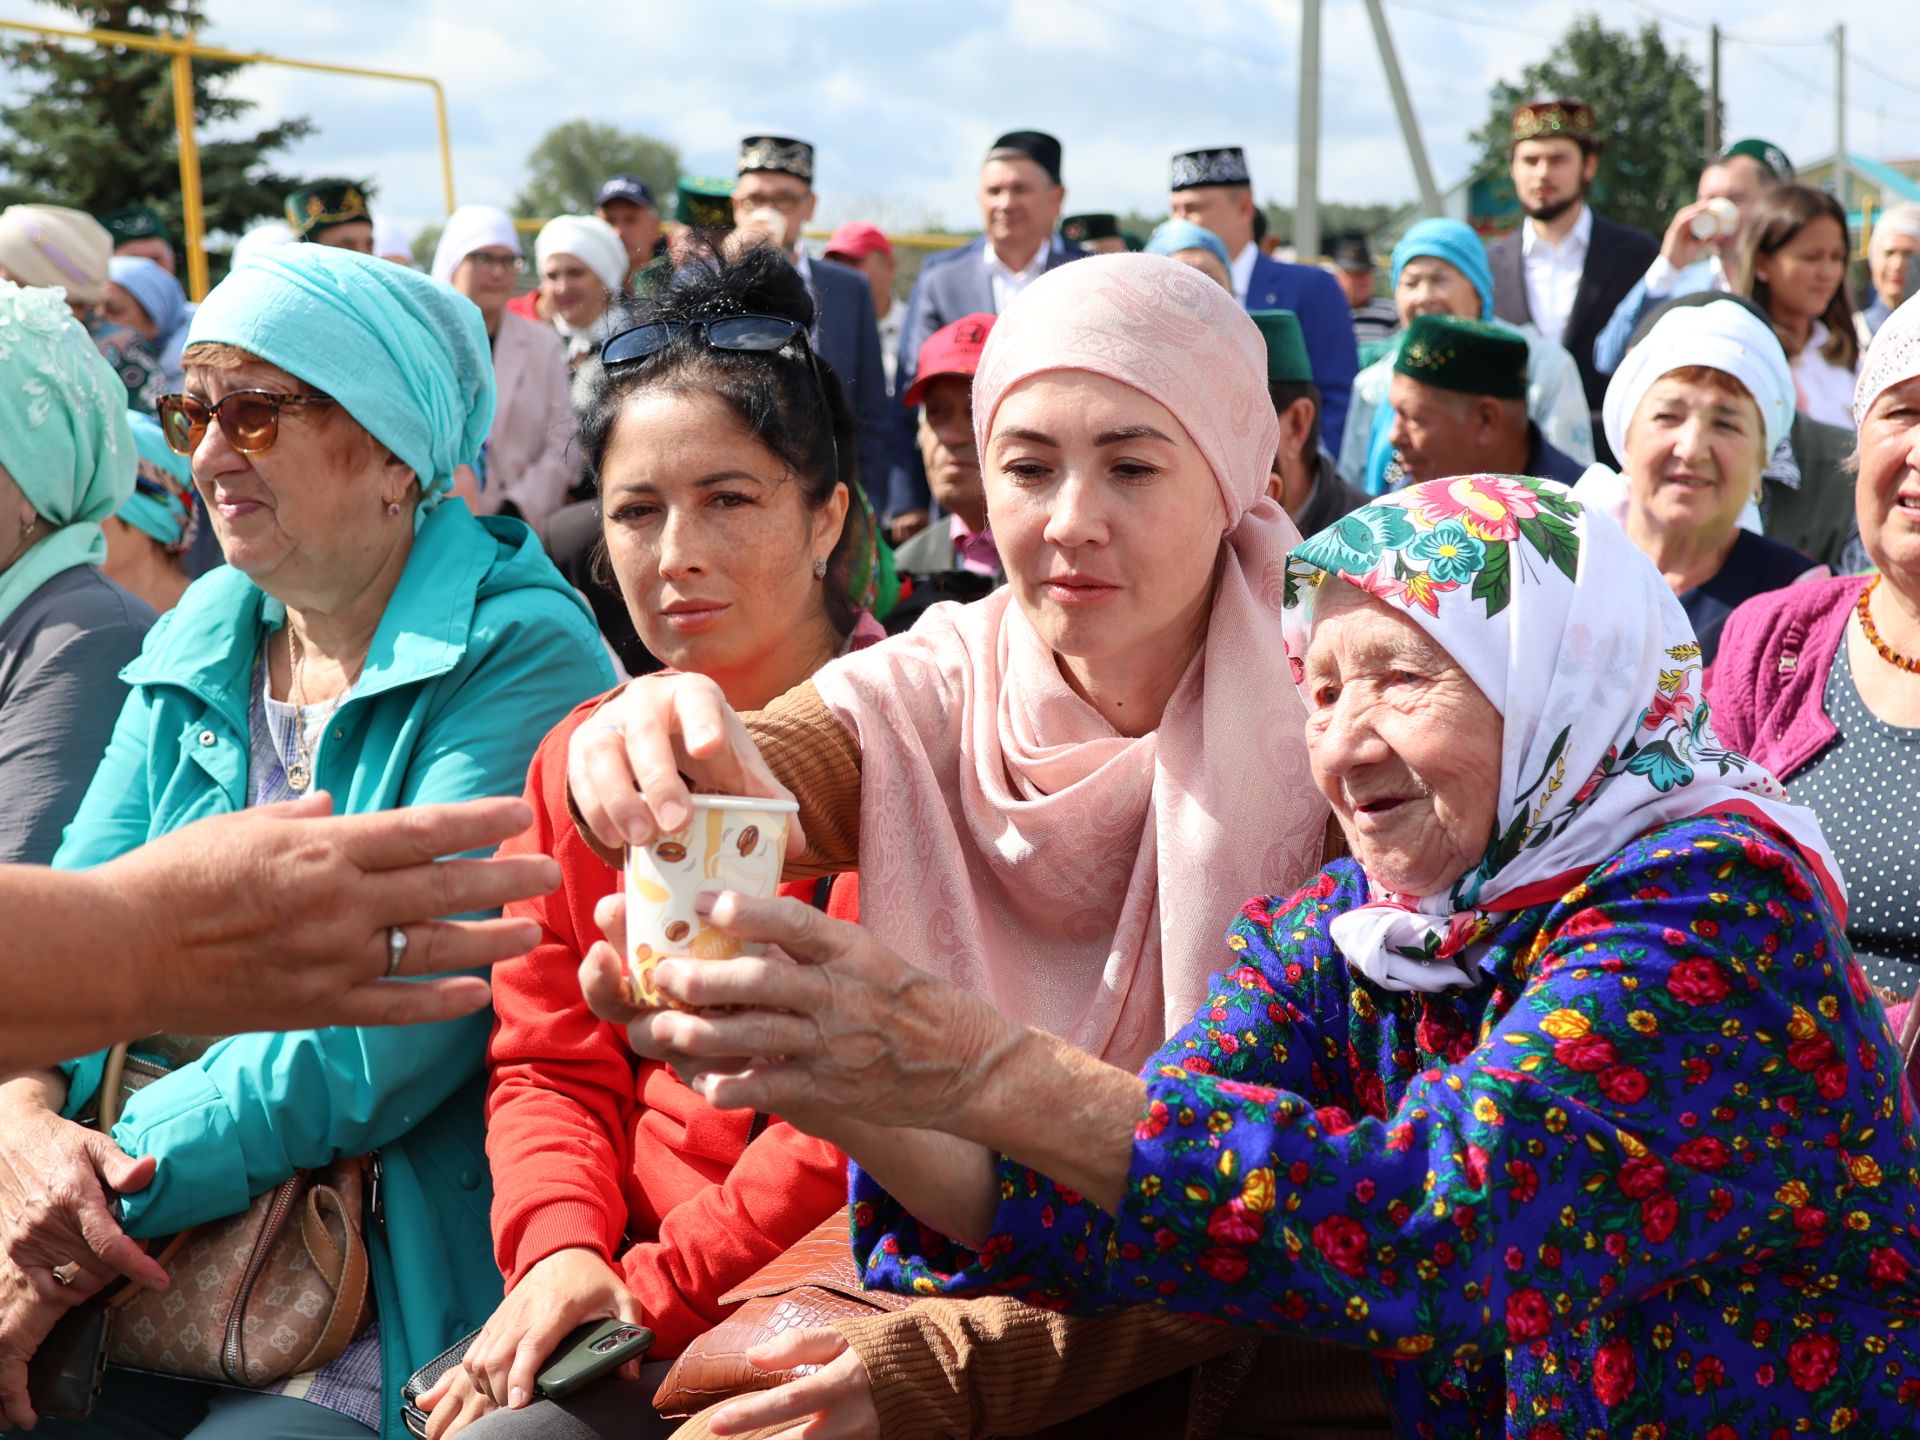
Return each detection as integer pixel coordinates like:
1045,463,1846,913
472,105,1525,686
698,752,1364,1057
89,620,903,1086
1470,15,1721,236
0,1,317,243
515,120,679,220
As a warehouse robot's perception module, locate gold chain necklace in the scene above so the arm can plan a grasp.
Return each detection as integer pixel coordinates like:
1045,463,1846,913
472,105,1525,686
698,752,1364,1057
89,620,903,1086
284,626,366,792
1855,576,1920,675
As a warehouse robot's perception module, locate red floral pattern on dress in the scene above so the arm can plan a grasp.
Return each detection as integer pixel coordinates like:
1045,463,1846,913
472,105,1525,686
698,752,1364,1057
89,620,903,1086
850,815,1920,1437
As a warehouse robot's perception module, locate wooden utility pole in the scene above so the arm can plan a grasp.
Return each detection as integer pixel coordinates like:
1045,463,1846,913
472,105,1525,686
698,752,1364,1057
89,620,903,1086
1296,0,1322,259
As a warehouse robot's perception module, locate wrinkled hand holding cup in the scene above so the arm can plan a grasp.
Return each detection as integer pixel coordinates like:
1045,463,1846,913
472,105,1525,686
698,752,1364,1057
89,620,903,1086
624,795,799,1009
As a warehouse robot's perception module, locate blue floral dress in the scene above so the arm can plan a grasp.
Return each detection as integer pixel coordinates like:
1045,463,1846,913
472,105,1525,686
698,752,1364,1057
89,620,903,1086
849,813,1920,1438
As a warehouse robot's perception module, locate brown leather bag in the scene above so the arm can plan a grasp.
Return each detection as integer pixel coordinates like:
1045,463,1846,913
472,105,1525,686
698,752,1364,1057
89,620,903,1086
93,1043,375,1387
652,1207,910,1418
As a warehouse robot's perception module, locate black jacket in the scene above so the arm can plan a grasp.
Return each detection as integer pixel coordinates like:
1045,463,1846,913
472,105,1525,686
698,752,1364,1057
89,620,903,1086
1487,210,1658,463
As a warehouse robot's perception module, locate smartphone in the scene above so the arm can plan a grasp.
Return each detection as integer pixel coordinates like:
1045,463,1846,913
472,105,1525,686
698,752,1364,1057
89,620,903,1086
534,1318,654,1400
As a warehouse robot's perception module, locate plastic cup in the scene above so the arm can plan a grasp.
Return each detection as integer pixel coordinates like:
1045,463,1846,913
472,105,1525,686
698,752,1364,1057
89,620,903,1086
624,794,800,1010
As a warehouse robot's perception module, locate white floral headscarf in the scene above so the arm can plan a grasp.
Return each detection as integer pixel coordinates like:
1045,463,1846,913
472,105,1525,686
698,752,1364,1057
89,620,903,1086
1281,475,1845,992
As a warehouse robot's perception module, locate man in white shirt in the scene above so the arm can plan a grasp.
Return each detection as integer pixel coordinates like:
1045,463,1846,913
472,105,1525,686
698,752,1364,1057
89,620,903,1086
1487,99,1657,463
888,131,1087,537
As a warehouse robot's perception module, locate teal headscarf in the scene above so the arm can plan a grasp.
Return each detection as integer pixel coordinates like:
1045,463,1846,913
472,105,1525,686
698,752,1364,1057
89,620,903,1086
1368,220,1501,493
1390,218,1495,320
119,412,197,553
186,245,495,509
1144,218,1232,271
0,281,136,627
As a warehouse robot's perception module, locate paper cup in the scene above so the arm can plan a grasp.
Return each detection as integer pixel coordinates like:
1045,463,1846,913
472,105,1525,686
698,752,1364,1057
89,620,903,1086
624,794,800,1010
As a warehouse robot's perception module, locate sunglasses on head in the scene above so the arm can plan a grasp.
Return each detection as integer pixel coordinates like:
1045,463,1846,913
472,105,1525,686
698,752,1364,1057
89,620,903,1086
157,390,337,457
600,314,819,370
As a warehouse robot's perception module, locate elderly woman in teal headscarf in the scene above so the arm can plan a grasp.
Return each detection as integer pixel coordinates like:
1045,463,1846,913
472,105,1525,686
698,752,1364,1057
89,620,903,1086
0,280,153,867
0,246,612,1439
1338,218,1593,494
100,412,198,614
1144,217,1234,290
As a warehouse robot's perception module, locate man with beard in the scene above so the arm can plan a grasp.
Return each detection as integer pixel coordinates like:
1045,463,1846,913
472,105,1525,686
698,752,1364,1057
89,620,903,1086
1487,99,1656,463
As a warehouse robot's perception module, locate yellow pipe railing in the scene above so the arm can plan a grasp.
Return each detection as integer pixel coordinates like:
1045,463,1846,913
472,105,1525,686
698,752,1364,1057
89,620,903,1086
0,17,457,299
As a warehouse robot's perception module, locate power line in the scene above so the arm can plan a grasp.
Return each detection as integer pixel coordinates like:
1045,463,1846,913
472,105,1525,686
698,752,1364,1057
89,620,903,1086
1847,48,1920,104
1617,0,1826,49
1378,0,1561,45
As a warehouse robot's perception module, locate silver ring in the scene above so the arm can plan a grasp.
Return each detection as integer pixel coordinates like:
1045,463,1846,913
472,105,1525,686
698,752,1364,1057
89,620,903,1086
386,926,409,978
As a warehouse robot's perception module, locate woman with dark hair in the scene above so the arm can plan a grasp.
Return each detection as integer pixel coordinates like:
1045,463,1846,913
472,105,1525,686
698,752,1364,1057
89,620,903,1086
416,244,875,1440
1735,184,1860,429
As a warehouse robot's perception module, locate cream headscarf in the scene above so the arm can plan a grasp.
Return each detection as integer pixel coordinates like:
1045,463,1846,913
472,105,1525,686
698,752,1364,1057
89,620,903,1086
812,254,1329,1067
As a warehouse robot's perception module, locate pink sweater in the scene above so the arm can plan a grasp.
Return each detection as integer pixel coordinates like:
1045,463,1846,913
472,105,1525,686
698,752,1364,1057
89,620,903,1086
1703,573,1869,781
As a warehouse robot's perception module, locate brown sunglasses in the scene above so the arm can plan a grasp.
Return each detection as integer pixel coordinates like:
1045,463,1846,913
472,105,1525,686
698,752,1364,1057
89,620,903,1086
157,390,337,457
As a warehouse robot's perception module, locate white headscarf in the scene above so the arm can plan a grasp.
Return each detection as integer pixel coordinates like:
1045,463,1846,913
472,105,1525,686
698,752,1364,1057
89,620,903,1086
535,215,627,296
430,204,521,286
1870,204,1920,255
230,220,296,265
371,214,414,266
1856,290,1920,426
1602,298,1794,462
1282,477,1844,992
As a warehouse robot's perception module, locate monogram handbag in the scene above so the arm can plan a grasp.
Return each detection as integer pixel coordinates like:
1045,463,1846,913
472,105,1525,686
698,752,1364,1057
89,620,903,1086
93,1041,375,1388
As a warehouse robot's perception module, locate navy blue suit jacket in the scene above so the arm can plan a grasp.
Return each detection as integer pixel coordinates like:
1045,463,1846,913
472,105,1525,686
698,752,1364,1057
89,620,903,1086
1242,252,1359,457
805,253,892,514
888,234,1086,517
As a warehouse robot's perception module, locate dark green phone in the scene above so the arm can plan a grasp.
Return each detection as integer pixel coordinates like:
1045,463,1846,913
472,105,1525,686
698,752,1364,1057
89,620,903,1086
535,1319,654,1399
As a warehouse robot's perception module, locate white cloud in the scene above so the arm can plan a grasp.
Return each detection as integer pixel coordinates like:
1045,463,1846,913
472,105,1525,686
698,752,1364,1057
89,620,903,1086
3,0,1915,243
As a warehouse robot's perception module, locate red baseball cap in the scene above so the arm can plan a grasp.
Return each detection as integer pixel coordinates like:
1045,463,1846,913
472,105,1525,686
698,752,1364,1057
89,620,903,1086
903,313,996,408
823,220,893,264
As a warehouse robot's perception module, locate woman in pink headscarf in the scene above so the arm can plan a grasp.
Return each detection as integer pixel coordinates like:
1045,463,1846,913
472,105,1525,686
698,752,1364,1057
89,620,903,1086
565,256,1371,1436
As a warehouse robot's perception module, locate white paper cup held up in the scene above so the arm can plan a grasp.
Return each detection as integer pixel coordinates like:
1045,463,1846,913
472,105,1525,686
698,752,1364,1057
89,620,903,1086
623,794,801,1010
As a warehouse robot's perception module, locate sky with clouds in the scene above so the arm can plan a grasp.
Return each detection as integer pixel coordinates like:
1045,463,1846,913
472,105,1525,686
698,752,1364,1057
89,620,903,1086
4,0,1917,240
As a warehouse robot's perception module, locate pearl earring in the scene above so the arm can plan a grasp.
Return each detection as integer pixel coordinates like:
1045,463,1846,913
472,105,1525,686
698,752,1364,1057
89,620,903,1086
812,556,828,580
386,500,401,518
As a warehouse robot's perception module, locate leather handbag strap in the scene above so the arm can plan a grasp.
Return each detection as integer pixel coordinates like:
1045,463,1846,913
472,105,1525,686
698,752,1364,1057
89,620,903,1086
289,1182,371,1373
1900,982,1920,1080
97,1044,129,1133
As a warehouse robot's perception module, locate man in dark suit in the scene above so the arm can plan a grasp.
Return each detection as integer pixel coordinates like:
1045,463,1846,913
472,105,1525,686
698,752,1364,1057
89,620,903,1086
731,134,892,517
1484,99,1658,464
1167,146,1358,455
887,130,1086,536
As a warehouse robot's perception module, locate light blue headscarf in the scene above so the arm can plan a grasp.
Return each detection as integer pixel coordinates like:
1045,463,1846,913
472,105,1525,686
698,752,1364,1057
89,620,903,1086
186,245,495,509
1390,218,1494,320
109,256,187,346
1145,218,1232,272
0,280,135,627
119,411,197,553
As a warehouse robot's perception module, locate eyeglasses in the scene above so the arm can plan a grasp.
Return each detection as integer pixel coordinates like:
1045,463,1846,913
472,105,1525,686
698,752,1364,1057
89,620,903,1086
601,315,841,481
734,191,807,215
157,390,338,457
461,251,521,274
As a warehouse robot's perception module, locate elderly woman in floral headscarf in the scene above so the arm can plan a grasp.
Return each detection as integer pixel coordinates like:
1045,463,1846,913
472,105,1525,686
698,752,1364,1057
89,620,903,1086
610,476,1919,1439
0,280,151,866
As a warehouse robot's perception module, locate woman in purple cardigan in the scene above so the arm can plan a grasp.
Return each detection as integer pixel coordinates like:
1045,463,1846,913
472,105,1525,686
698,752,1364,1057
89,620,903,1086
1708,291,1920,1002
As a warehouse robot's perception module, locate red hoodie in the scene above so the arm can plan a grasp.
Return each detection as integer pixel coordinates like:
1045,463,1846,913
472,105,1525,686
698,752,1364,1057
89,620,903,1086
488,698,851,1358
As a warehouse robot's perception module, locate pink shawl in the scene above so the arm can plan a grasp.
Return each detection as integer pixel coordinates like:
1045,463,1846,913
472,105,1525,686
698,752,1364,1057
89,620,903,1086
813,254,1329,1068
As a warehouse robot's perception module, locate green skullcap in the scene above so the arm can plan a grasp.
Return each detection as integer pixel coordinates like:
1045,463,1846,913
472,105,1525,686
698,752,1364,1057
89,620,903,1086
674,175,735,231
102,204,170,246
1719,138,1794,182
284,181,371,239
1250,309,1313,383
1393,313,1528,399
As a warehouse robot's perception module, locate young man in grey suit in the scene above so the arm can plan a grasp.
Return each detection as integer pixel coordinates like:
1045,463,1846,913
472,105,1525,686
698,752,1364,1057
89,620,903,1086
887,130,1087,538
731,135,893,518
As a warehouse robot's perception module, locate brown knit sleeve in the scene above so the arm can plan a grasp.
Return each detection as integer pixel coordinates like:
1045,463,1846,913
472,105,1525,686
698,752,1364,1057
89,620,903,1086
826,1298,1249,1440
564,678,862,877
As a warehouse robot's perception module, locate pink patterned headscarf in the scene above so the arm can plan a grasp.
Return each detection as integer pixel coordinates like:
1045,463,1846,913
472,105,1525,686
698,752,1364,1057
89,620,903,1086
813,254,1329,1067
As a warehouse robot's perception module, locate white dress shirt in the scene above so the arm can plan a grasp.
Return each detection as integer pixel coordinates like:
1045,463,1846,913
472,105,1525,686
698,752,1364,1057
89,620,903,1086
1228,241,1259,307
1520,204,1592,349
984,240,1048,313
1790,319,1862,430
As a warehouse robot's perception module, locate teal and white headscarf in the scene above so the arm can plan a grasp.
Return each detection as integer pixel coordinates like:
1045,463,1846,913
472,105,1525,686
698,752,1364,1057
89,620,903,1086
0,280,134,627
1281,475,1845,991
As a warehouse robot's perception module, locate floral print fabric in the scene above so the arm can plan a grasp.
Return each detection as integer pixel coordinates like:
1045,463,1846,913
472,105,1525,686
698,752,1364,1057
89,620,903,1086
1280,475,1843,996
849,813,1920,1438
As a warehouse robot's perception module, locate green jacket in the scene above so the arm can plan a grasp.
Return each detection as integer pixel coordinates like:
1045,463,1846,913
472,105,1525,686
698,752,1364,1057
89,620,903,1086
1769,414,1861,572
53,501,613,1438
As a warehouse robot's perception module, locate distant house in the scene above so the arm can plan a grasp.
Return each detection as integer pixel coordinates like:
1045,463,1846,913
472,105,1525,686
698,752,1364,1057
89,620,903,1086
1795,153,1920,240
